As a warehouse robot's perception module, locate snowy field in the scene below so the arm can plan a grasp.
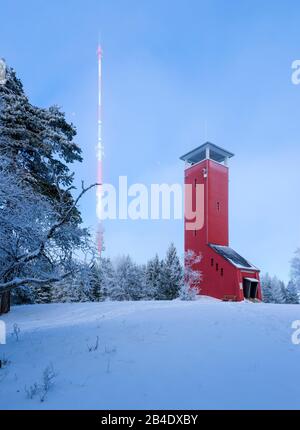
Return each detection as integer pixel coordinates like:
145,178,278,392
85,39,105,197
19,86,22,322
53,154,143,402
1,298,300,410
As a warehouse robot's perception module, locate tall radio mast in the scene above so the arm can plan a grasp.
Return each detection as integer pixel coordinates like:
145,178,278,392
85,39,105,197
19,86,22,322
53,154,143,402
97,44,103,255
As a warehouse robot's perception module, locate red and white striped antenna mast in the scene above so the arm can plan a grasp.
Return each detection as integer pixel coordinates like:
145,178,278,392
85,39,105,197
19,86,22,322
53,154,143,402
96,42,104,255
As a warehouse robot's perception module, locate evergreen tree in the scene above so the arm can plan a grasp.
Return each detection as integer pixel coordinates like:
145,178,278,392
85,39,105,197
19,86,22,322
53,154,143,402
101,258,118,300
271,277,286,304
261,274,288,304
89,258,117,301
0,64,82,211
160,243,183,300
113,256,145,301
34,284,52,304
286,280,299,304
164,243,183,300
145,254,163,299
88,263,103,301
291,249,300,291
51,276,78,303
0,62,93,306
261,273,274,303
11,286,35,305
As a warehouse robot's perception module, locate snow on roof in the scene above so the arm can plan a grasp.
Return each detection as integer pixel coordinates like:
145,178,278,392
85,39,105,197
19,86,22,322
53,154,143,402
244,277,259,283
209,244,259,271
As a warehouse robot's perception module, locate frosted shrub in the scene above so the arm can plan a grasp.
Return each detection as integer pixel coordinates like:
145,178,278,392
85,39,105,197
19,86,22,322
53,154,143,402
24,364,57,402
179,283,198,301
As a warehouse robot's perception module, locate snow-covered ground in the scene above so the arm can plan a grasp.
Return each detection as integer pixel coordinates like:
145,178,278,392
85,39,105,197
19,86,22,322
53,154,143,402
1,298,300,409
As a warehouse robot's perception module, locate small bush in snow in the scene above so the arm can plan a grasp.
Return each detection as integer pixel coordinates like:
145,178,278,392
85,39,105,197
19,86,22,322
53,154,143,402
24,364,57,402
179,283,198,301
25,383,39,400
87,336,99,352
11,324,21,342
40,364,57,402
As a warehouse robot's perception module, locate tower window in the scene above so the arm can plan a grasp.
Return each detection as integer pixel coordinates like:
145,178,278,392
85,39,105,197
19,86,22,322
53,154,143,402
217,202,220,212
221,268,224,276
216,263,219,271
194,178,197,187
211,258,214,267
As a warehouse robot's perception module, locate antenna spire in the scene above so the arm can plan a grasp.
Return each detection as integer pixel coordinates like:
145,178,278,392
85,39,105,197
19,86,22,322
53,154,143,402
96,42,104,255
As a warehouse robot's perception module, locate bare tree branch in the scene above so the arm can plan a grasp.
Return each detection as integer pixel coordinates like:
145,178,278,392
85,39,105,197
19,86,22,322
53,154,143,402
17,183,99,265
0,182,100,292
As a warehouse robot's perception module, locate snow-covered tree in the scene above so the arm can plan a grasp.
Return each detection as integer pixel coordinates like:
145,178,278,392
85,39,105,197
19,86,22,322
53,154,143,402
286,280,299,304
34,284,53,304
0,62,96,312
261,273,288,304
113,256,146,301
0,64,82,212
88,257,117,301
182,250,202,298
261,273,274,303
145,254,163,299
179,282,198,301
0,169,97,299
11,285,35,305
271,277,286,304
291,249,300,291
159,243,183,300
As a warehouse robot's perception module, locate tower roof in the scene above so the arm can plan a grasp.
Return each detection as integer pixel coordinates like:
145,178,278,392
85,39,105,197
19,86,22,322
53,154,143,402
180,142,234,164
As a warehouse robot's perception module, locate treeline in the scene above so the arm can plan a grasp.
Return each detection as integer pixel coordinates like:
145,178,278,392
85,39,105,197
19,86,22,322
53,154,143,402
260,249,300,304
12,243,191,304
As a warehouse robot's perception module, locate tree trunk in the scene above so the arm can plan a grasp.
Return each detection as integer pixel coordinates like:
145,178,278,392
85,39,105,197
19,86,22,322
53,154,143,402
0,291,11,314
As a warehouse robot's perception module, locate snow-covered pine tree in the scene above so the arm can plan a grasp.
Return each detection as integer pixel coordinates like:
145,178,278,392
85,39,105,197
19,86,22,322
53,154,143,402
0,64,82,209
113,256,145,301
156,243,183,300
73,263,97,302
11,285,36,305
34,283,52,304
261,274,287,304
291,248,300,292
88,263,103,301
0,63,94,310
100,258,117,300
145,254,163,299
271,277,287,304
279,279,287,304
51,275,78,303
88,258,117,301
159,243,183,300
261,273,274,303
286,280,299,304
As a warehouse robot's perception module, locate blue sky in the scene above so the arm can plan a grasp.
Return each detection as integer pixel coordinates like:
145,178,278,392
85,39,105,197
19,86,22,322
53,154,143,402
1,0,300,281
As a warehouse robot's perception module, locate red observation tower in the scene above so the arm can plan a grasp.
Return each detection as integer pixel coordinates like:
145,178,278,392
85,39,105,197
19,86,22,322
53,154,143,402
180,142,262,301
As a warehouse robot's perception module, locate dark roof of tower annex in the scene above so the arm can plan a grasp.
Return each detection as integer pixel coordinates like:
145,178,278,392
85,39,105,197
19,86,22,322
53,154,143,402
209,244,259,271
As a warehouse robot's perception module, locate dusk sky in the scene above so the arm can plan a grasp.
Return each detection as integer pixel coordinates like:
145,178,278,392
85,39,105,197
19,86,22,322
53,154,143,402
1,0,300,281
